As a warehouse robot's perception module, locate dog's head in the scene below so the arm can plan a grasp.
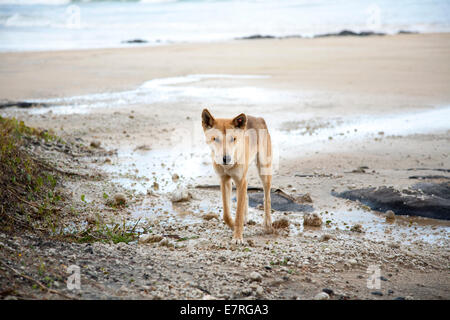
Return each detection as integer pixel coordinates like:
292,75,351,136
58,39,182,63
201,108,247,167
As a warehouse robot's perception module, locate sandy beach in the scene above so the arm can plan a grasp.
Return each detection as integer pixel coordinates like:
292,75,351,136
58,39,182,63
2,33,450,103
0,33,449,300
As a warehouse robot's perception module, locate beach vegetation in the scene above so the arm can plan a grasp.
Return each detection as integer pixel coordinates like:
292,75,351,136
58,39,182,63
0,116,63,233
0,116,140,245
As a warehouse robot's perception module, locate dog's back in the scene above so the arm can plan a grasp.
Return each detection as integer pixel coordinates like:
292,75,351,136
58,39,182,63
246,116,272,175
246,115,268,130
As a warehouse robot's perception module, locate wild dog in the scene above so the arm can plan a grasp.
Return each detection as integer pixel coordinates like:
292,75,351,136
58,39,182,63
201,109,273,244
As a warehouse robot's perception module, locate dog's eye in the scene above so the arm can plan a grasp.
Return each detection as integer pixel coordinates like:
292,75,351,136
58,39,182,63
230,136,236,142
212,137,219,142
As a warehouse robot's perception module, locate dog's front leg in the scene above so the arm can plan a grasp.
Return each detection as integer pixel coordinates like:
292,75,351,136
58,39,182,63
232,178,248,244
220,175,234,229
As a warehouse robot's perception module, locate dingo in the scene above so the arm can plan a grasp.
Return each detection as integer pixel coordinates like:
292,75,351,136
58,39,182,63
201,109,273,244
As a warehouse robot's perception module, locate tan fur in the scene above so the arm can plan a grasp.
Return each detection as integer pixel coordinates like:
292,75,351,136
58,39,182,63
201,109,273,244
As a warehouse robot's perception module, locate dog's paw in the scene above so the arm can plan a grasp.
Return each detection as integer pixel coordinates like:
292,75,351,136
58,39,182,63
232,235,244,245
264,223,274,234
224,219,235,230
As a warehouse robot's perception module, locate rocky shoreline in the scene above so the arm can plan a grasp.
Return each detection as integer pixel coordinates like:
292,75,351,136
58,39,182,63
0,126,448,300
1,219,448,300
236,29,418,40
335,181,450,220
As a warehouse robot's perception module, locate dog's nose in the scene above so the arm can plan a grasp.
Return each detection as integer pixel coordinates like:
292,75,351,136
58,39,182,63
223,155,231,165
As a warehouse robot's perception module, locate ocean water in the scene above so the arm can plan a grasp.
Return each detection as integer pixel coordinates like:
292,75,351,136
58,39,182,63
0,0,449,51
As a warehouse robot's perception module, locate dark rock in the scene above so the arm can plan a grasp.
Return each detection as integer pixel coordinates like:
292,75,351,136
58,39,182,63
121,39,148,44
409,175,449,180
394,296,406,300
0,101,49,109
322,288,334,296
237,34,276,40
237,30,388,41
333,182,450,220
407,168,450,173
410,182,450,200
398,30,419,34
248,190,314,212
371,291,383,296
236,34,304,40
315,29,385,38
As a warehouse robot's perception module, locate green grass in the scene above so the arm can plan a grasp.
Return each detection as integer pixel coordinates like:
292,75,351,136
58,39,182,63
0,116,141,245
176,235,199,242
0,116,63,233
68,219,142,244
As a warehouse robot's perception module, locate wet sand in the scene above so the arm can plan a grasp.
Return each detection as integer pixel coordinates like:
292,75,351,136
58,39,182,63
1,33,450,105
0,33,449,300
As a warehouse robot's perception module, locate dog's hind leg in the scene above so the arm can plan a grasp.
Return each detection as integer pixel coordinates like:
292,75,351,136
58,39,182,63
244,192,249,225
220,175,234,229
257,132,273,233
259,171,273,233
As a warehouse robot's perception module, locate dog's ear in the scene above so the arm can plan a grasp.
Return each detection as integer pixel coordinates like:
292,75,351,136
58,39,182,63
232,113,247,129
202,109,215,129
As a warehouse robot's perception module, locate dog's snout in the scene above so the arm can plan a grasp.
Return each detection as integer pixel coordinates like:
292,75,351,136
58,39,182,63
223,155,231,165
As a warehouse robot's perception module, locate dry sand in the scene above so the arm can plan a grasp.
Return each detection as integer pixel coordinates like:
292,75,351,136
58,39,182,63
0,33,449,300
